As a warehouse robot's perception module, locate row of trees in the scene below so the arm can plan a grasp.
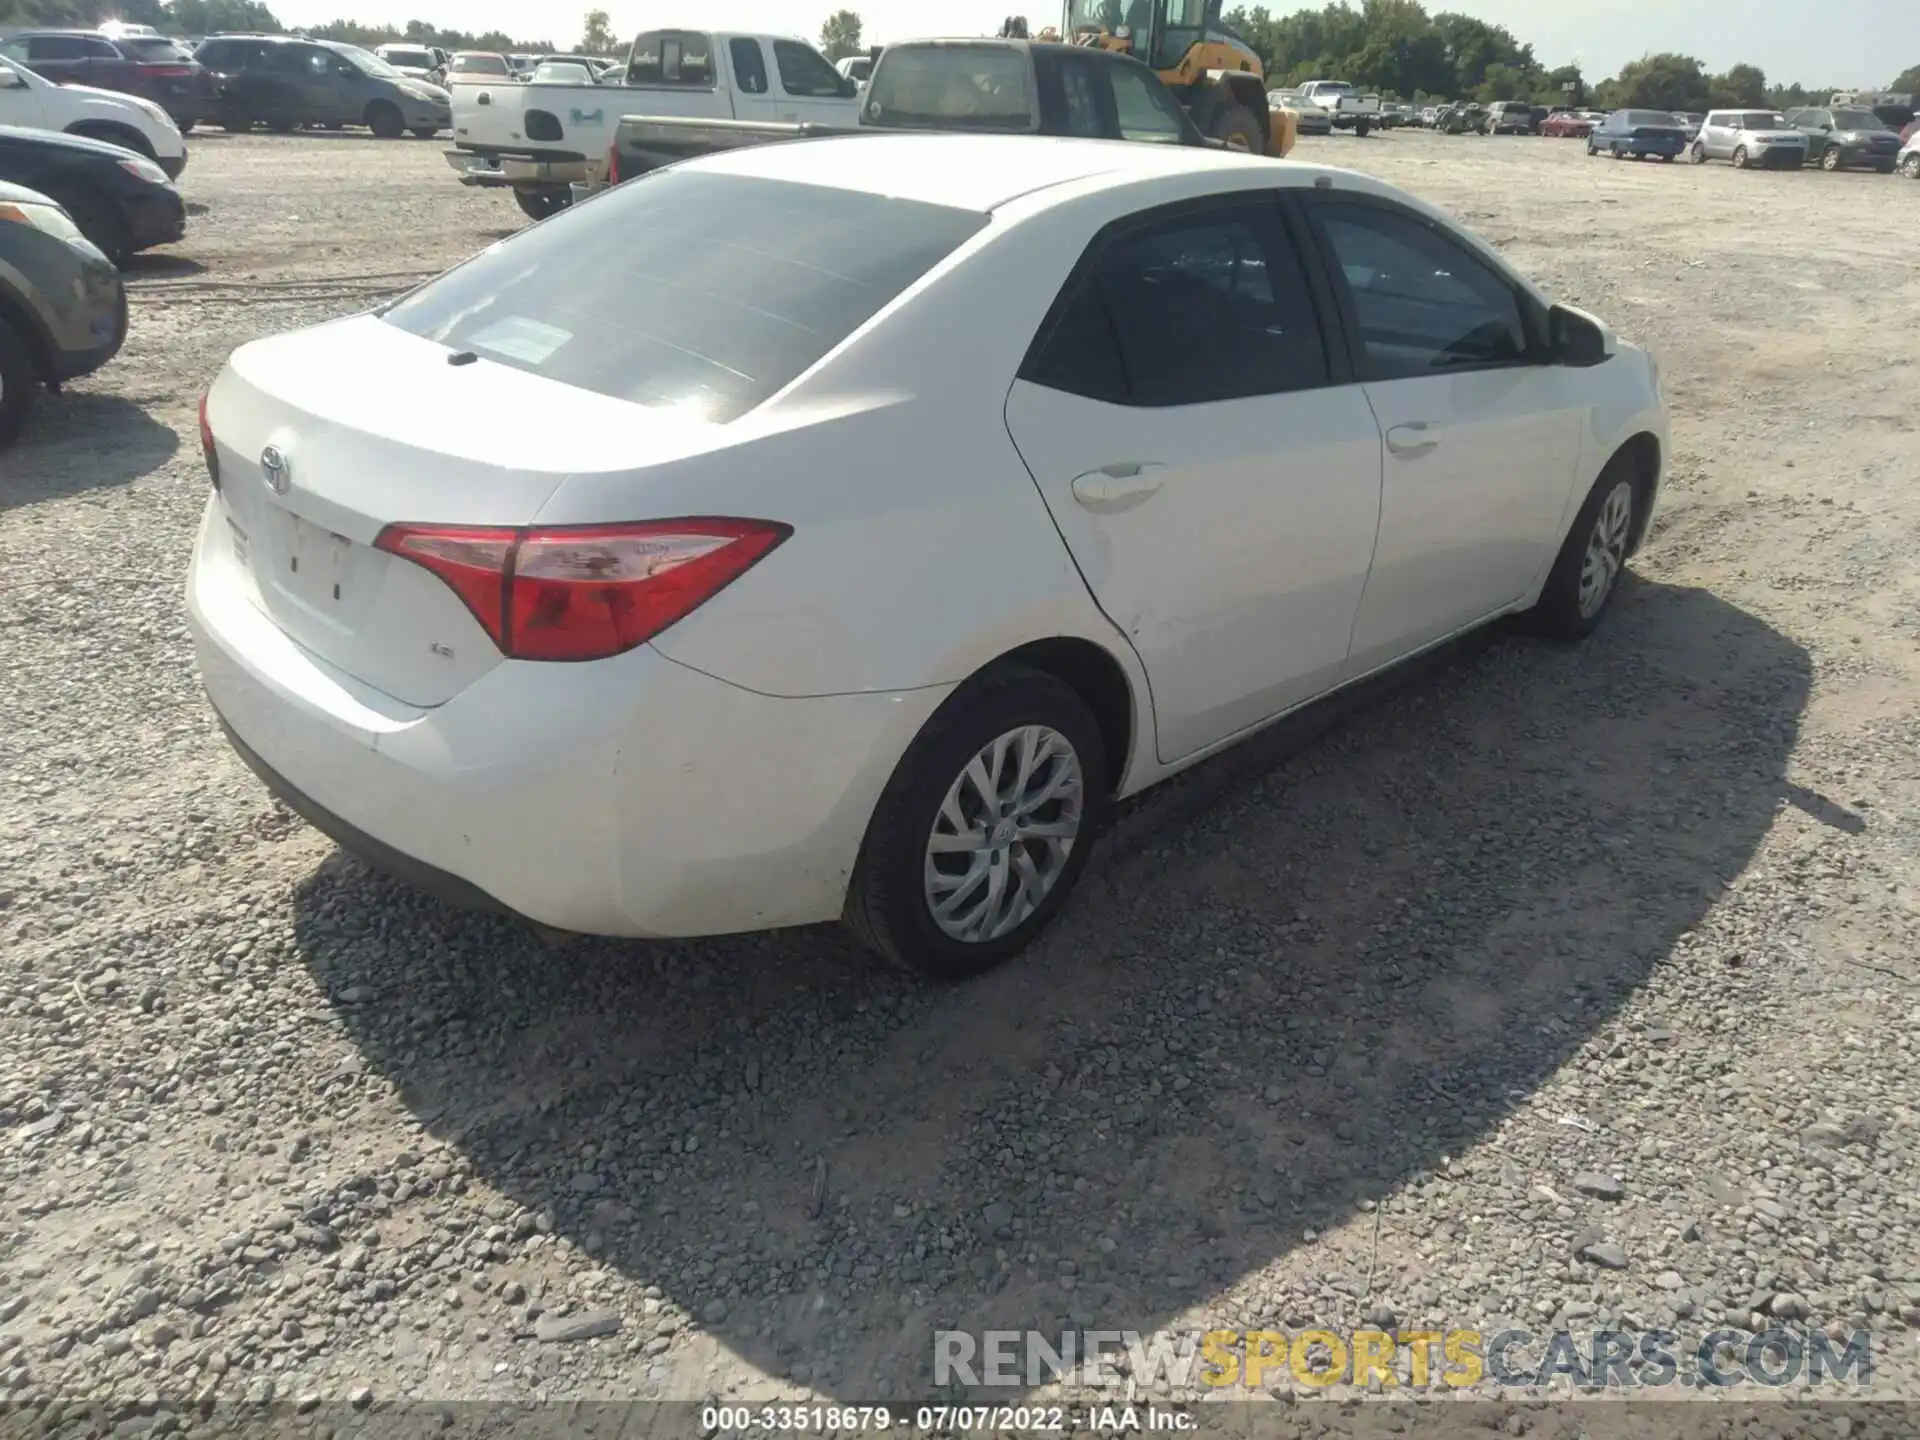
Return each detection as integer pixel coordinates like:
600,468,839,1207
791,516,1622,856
0,0,569,53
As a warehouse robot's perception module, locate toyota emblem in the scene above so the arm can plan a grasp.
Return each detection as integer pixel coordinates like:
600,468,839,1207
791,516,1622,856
260,445,290,496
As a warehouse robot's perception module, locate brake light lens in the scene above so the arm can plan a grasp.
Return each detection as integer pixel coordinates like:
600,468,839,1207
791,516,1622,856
138,64,196,78
374,518,790,662
199,391,219,489
605,141,620,185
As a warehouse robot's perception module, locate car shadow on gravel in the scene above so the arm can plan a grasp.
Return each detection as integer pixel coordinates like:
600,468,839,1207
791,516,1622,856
289,576,1811,1402
2,394,179,511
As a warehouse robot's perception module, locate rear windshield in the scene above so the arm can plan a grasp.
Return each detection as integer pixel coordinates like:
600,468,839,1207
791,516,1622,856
865,46,1033,131
124,37,195,60
379,170,987,423
383,48,434,67
1625,110,1679,126
451,54,508,74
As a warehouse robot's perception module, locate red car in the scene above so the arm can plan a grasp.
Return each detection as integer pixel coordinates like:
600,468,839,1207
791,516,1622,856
1541,110,1598,138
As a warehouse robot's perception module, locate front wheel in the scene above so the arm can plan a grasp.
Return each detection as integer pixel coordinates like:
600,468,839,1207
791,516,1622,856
1732,145,1749,168
1354,117,1370,137
1903,153,1920,178
366,101,405,140
1821,146,1843,171
844,668,1109,981
1519,461,1640,640
1690,142,1706,163
410,126,440,139
220,104,252,133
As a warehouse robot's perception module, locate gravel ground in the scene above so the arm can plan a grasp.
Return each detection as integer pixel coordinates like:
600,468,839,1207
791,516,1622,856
3,128,1919,1428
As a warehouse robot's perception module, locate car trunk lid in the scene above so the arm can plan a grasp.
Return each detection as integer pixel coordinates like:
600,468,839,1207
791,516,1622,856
206,314,722,707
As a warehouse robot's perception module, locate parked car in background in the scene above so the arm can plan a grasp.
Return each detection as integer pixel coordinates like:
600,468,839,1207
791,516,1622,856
448,28,859,220
1482,100,1533,134
1418,105,1439,127
1785,105,1901,171
446,52,513,84
1671,111,1704,141
1540,110,1597,138
1692,110,1806,169
188,133,1666,979
0,177,127,444
0,123,184,265
1296,79,1379,133
0,53,187,174
1587,109,1687,160
1899,131,1920,178
1269,88,1332,135
507,54,540,81
194,35,451,138
374,44,446,86
0,30,215,131
1435,102,1484,134
525,54,607,85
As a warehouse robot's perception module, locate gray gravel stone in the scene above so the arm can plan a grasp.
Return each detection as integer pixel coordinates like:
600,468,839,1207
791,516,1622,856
534,1310,621,1343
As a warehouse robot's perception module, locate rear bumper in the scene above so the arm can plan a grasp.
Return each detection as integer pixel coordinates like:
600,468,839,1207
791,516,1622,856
185,497,945,937
443,149,587,187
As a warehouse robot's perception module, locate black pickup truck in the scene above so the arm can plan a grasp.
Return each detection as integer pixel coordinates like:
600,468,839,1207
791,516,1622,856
596,39,1291,192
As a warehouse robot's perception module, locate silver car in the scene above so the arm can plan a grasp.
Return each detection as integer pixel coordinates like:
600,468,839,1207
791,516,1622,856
1692,110,1807,169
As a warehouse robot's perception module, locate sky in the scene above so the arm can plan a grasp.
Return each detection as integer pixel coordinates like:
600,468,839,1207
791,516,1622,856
266,1,1913,88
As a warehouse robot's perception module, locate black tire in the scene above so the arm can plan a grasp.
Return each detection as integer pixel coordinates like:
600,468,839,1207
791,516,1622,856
0,316,38,448
220,105,252,133
1732,145,1749,168
410,126,440,139
173,116,196,135
68,122,156,159
47,185,131,267
1821,146,1842,171
266,117,297,134
1354,117,1370,137
1659,152,1675,162
366,102,405,140
1518,458,1641,640
1690,142,1706,163
513,186,570,221
1206,103,1265,154
1903,153,1920,179
844,667,1110,981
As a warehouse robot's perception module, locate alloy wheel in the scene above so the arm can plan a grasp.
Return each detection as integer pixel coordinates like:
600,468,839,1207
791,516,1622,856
1578,479,1635,619
923,724,1084,944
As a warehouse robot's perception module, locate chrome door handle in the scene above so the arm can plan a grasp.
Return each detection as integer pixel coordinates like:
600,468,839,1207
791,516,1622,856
1070,462,1166,512
1385,422,1443,457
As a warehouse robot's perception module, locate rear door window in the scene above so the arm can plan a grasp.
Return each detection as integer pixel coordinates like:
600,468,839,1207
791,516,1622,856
1108,61,1191,143
729,37,769,95
380,170,986,423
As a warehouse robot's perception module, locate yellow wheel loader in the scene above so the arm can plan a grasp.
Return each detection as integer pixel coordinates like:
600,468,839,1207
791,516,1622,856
1046,0,1295,156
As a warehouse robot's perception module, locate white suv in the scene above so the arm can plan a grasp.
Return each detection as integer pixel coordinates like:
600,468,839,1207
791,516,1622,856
1692,109,1807,169
0,53,187,176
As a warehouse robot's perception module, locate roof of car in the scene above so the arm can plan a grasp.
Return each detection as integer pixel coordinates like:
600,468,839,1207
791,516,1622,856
687,131,1326,213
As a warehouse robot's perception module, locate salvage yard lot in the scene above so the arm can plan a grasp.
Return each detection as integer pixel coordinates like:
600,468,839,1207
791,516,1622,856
3,128,1918,1413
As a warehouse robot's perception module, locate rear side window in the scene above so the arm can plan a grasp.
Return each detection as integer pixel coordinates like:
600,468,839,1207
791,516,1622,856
629,30,714,87
1025,201,1330,407
380,171,986,423
729,38,768,95
865,46,1033,131
1109,61,1190,143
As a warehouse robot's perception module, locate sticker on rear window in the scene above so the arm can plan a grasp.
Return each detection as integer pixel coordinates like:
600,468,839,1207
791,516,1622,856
466,316,572,365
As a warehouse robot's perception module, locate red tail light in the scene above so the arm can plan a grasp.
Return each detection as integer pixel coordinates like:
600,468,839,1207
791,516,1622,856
605,142,620,185
374,518,790,662
139,64,196,78
199,391,220,489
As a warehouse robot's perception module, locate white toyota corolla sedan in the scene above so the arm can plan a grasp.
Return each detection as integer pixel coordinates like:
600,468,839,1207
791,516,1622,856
187,133,1668,980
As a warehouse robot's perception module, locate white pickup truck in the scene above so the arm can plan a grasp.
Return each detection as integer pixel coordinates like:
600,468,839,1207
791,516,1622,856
1296,80,1381,136
446,26,858,219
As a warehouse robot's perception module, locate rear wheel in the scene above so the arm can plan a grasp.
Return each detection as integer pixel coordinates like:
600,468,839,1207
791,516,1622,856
1821,145,1843,171
844,668,1109,981
410,126,440,139
220,104,252,133
1354,116,1371,136
0,316,38,447
513,186,570,221
266,117,297,134
366,101,405,140
1732,145,1749,168
1206,103,1265,154
1903,153,1920,178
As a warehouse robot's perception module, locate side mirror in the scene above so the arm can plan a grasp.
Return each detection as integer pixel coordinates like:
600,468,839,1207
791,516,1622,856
1550,303,1613,366
839,76,857,98
0,69,26,89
